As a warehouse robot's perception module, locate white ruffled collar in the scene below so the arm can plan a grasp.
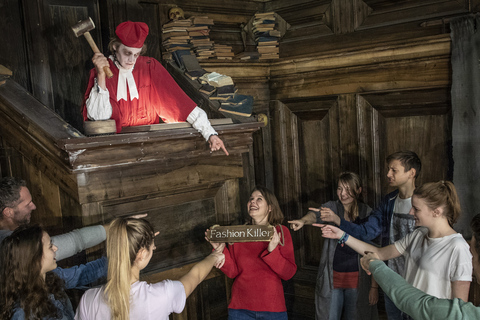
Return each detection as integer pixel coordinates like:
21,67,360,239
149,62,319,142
109,55,139,102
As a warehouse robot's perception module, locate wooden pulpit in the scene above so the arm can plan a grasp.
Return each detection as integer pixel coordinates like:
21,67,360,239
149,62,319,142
0,79,263,318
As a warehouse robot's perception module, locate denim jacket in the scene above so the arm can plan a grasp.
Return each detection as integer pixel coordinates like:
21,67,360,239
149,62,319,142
339,190,399,246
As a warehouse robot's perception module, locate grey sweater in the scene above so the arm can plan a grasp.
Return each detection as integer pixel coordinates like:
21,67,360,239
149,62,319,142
0,225,106,261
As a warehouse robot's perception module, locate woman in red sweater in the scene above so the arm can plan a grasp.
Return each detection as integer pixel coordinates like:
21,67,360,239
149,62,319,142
212,186,297,319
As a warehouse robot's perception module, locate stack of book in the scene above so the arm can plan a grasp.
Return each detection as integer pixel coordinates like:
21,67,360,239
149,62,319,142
198,72,237,101
214,44,234,60
189,16,215,60
218,94,254,117
252,12,281,60
161,19,193,60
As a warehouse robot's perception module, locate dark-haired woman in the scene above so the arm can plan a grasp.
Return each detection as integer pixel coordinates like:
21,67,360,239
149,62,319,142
210,186,297,320
0,225,106,320
289,172,378,320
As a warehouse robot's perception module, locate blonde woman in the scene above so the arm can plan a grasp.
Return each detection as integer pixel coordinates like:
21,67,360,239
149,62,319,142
75,217,224,319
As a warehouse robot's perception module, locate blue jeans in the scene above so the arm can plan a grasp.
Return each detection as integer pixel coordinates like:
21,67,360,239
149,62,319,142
384,293,412,320
329,288,357,320
228,309,288,320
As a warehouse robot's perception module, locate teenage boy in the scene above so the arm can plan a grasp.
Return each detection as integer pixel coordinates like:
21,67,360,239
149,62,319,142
319,151,421,320
359,213,480,318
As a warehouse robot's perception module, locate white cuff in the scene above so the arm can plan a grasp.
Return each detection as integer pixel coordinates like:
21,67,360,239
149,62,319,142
187,107,217,141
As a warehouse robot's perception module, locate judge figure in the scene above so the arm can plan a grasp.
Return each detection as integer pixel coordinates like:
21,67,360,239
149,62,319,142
83,21,228,155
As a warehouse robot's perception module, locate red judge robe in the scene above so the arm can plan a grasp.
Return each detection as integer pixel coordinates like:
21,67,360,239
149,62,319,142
83,56,197,133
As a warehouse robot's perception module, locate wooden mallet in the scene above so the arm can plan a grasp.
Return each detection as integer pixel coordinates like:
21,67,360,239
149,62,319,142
72,17,113,79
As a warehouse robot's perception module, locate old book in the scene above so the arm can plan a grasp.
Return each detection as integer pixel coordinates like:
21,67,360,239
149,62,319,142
219,94,253,117
172,50,193,69
181,54,202,72
199,72,234,87
184,69,206,80
190,16,214,25
217,85,237,96
257,46,279,54
235,51,260,60
199,84,216,96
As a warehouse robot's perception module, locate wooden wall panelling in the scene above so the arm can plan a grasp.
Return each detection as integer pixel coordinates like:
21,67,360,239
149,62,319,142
214,179,242,225
356,94,385,208
0,0,30,90
21,0,54,108
383,114,450,191
359,0,471,30
45,1,101,130
0,112,79,201
336,94,360,173
270,56,451,100
360,89,451,193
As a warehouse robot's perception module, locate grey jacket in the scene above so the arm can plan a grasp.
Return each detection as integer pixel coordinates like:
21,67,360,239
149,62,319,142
314,200,378,320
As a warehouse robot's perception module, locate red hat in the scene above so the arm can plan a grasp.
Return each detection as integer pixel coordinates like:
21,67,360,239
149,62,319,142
115,21,149,48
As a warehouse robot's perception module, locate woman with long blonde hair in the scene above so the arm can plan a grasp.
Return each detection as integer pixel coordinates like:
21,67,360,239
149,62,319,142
76,217,224,319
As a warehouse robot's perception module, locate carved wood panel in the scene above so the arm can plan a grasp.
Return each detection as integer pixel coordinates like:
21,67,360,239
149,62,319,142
270,89,450,318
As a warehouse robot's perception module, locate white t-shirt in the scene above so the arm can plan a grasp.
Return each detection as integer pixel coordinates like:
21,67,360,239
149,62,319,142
394,227,472,299
75,280,186,320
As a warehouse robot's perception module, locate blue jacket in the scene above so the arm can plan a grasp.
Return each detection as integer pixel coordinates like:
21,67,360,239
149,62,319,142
11,257,107,320
339,190,399,246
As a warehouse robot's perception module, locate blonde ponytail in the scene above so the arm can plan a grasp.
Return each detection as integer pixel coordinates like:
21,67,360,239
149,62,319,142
104,218,155,320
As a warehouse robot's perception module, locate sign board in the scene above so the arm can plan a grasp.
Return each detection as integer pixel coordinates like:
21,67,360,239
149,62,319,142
207,224,275,243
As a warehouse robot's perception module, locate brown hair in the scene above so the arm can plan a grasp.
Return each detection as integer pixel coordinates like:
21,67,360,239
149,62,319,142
471,214,480,263
337,172,363,221
249,186,284,225
0,225,66,319
104,217,155,320
386,151,422,178
413,181,461,227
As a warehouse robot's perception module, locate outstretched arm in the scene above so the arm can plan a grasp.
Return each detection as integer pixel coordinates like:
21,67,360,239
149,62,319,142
288,209,317,231
52,225,106,261
187,107,229,155
361,253,480,319
314,223,400,261
180,245,225,297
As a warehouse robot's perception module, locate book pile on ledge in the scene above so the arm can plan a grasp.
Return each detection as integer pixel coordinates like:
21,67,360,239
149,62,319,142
161,19,193,60
253,12,280,60
189,16,214,60
213,44,234,60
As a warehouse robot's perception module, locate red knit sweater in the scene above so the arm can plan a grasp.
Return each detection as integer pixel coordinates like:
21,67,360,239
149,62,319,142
220,225,297,312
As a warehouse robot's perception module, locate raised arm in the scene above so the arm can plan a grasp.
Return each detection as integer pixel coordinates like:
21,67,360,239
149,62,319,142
180,247,224,298
315,223,400,261
51,225,107,261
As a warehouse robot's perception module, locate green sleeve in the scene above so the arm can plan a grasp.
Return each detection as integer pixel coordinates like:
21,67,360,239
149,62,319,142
369,260,480,319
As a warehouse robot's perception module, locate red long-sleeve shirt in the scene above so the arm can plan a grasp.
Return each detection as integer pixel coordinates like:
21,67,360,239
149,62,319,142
220,225,297,312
